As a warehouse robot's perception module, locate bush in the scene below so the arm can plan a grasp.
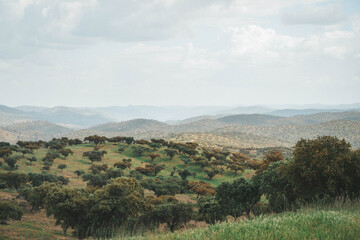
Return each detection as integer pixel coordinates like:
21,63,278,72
0,172,28,189
0,200,24,224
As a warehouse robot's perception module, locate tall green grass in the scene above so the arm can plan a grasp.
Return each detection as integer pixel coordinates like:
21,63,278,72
125,200,360,240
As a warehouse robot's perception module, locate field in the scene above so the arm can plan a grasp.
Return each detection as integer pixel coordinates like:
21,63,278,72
0,141,252,239
1,138,359,240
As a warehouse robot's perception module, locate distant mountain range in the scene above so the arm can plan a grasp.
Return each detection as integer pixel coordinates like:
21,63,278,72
1,104,360,148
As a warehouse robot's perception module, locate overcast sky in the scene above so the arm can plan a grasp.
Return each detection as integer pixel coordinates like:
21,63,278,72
0,0,359,107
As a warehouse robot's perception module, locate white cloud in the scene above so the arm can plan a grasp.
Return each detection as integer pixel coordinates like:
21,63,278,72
281,3,346,25
229,24,360,64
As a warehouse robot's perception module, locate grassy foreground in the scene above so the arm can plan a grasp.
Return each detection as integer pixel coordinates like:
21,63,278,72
129,204,360,240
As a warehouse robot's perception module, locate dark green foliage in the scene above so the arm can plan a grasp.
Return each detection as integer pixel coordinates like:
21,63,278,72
197,196,225,224
105,167,124,179
84,135,107,145
253,161,297,212
164,148,178,160
89,164,108,173
0,142,10,148
81,168,124,187
28,172,69,187
178,169,192,180
114,161,131,169
0,200,24,224
58,164,67,172
148,142,161,150
18,148,33,157
0,171,28,189
74,169,85,177
216,177,261,218
4,156,20,169
0,147,12,159
143,203,195,232
83,150,107,163
42,151,61,163
26,178,151,239
131,145,150,156
286,136,360,201
141,176,184,197
82,173,108,187
128,170,143,180
27,156,37,165
204,168,220,180
68,138,83,146
58,148,74,158
118,147,125,153
179,155,191,165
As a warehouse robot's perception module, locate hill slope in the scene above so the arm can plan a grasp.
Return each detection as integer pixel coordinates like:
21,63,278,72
1,121,73,141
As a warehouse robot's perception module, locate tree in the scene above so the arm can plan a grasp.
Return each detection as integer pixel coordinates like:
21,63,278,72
18,148,33,157
164,149,178,160
58,164,67,172
41,178,151,239
178,169,192,180
27,172,69,187
131,145,150,156
253,161,297,212
216,177,260,218
286,136,359,202
114,161,131,169
84,135,106,146
0,200,24,224
204,168,220,180
188,181,216,198
136,166,155,176
0,172,28,189
141,177,184,197
144,203,194,232
0,148,12,159
197,196,225,224
27,156,37,165
74,170,85,177
83,150,107,164
257,151,284,173
179,155,191,165
58,149,74,158
4,156,19,169
148,153,160,162
82,173,108,187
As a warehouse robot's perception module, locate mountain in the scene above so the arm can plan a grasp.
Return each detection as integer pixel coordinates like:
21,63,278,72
1,121,73,141
89,119,171,133
214,120,360,148
0,129,29,143
28,107,112,128
274,111,360,125
267,109,344,117
217,114,283,126
214,106,274,115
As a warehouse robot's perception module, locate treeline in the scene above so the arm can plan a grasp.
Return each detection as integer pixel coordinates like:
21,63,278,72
0,135,360,239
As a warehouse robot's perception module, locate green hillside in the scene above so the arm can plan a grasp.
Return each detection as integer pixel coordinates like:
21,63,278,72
131,204,360,240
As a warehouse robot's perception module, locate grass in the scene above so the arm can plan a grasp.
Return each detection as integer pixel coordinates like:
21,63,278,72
127,201,360,240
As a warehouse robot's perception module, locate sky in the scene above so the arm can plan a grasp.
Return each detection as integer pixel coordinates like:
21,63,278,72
0,0,360,107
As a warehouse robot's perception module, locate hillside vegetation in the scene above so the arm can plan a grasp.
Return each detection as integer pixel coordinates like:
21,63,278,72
0,135,360,239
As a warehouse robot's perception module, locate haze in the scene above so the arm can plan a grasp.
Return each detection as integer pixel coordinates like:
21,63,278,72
0,0,360,107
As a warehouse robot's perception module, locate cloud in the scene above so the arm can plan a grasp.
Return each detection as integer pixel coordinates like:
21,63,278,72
229,25,302,64
229,24,360,64
281,3,346,25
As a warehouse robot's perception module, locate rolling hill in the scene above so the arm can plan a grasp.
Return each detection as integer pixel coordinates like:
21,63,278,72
1,121,72,142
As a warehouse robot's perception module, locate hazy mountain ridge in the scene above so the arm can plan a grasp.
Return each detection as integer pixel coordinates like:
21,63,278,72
1,121,72,142
1,105,360,148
